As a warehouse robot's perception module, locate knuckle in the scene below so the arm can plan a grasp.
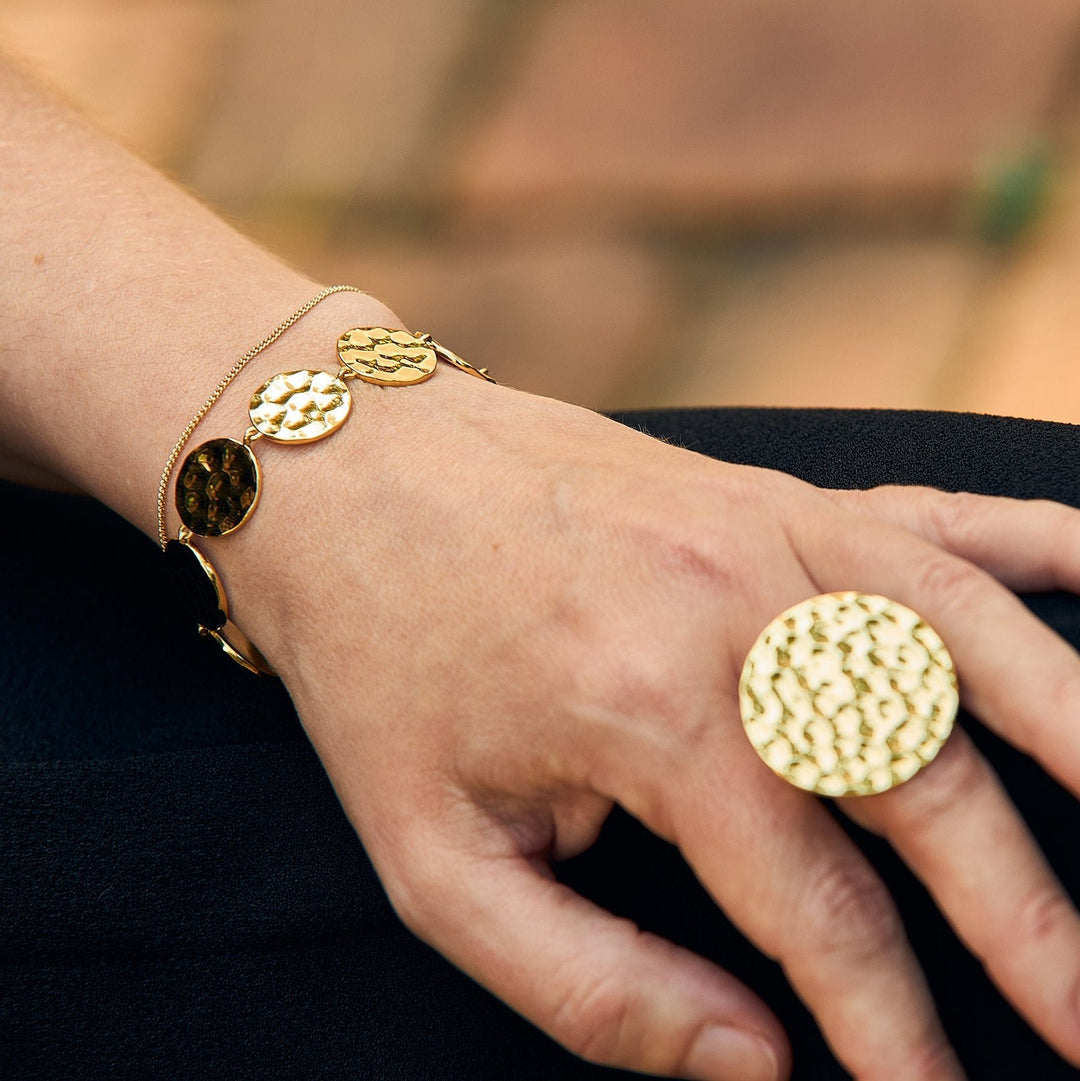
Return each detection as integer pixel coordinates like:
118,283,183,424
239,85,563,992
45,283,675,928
798,860,903,959
889,739,982,830
578,649,690,736
551,968,637,1065
1031,668,1080,759
1046,498,1079,537
571,631,709,752
630,475,765,604
896,1032,961,1080
1015,884,1076,948
862,482,919,510
549,930,703,1074
1043,666,1080,722
913,552,985,612
649,529,743,600
922,488,983,547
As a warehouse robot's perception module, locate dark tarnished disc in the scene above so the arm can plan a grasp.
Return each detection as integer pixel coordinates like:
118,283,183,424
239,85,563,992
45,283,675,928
162,539,227,631
175,437,260,537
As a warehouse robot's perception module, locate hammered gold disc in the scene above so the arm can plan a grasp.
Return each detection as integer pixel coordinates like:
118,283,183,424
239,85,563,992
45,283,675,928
175,437,260,537
337,327,437,386
249,369,352,443
739,592,958,797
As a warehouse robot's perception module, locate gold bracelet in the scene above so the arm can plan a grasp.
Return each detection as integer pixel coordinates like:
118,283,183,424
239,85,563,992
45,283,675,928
160,291,495,676
156,285,364,551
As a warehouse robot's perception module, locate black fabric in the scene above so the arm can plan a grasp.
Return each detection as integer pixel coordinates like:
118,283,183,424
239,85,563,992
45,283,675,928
3,407,1080,1079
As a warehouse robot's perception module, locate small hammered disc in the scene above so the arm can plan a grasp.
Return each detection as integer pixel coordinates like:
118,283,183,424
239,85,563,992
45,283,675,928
739,592,959,797
337,327,437,386
249,369,351,442
175,437,260,537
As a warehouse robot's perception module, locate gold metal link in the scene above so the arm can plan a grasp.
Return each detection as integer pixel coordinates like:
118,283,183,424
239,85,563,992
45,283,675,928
156,284,364,549
158,306,497,677
423,335,497,383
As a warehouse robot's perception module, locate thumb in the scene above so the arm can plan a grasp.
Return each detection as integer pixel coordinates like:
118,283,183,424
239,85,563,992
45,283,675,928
384,832,787,1081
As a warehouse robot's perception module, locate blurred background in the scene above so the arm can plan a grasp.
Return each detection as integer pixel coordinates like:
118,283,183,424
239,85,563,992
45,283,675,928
4,0,1080,421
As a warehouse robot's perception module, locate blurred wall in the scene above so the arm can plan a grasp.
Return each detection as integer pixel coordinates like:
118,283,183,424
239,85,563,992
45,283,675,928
4,0,1080,420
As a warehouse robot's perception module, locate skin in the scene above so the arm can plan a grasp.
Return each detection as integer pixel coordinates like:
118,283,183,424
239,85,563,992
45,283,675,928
5,52,1080,1081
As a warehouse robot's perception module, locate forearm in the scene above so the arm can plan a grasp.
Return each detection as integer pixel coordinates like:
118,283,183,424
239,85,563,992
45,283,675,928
0,54,397,537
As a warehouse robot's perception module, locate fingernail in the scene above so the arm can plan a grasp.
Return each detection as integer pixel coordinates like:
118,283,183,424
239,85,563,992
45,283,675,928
685,1025,779,1081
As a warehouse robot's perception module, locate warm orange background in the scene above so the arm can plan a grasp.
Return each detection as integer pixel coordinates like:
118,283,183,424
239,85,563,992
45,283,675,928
4,0,1080,420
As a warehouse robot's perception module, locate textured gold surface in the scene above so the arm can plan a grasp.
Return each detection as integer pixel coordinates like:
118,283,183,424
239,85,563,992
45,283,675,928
157,285,363,549
337,327,438,385
161,304,494,678
739,592,958,796
175,437,261,537
249,369,352,442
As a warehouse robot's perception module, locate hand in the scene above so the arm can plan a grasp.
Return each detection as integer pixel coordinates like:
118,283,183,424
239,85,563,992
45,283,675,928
214,373,1080,1081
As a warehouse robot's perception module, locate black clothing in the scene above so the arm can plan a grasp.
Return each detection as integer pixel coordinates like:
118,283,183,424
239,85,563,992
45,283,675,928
4,408,1080,1079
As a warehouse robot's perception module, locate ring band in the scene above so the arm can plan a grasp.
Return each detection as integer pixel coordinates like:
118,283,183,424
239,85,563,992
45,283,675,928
739,592,959,796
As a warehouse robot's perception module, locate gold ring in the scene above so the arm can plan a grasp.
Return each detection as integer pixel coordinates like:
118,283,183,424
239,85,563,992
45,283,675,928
739,592,959,796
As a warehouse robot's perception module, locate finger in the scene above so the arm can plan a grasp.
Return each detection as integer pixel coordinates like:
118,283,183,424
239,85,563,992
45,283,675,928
791,510,1080,1064
645,733,965,1081
824,486,1080,594
847,729,1080,1065
381,830,788,1081
790,507,1080,792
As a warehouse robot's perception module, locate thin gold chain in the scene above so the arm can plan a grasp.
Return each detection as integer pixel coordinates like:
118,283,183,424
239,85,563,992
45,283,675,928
156,284,362,549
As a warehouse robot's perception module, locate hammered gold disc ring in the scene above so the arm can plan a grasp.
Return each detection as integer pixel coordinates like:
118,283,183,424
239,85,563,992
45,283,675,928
739,592,959,797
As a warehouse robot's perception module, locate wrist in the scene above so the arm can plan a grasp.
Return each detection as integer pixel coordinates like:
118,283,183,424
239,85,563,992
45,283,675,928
155,287,405,541
7,274,401,540
166,306,493,677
